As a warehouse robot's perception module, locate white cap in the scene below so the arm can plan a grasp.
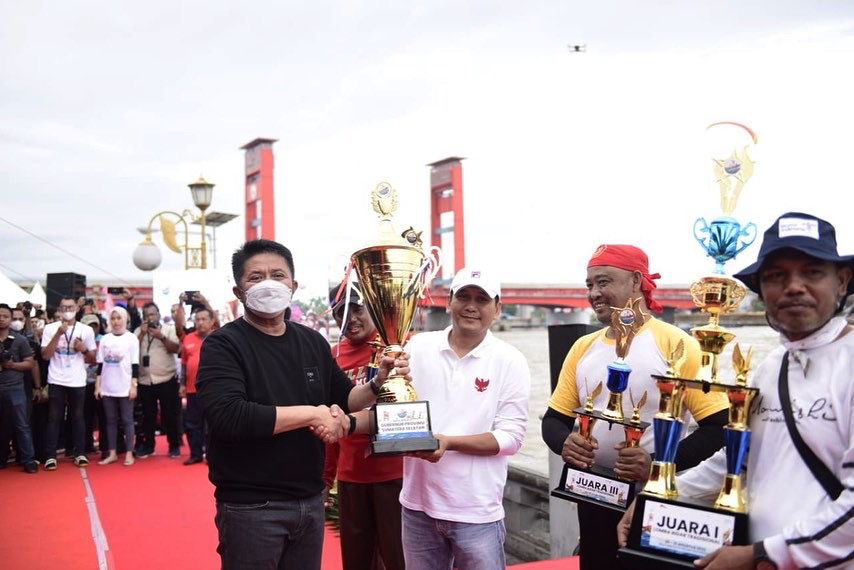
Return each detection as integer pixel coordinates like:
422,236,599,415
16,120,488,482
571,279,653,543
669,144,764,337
450,267,501,299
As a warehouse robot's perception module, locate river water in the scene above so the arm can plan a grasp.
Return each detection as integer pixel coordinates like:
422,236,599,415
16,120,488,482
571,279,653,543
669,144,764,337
495,325,780,477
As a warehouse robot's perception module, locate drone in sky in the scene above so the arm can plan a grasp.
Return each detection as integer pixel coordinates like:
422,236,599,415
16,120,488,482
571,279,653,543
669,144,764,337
568,44,587,53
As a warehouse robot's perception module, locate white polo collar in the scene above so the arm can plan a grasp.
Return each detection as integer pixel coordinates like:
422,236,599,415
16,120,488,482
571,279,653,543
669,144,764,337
437,326,495,358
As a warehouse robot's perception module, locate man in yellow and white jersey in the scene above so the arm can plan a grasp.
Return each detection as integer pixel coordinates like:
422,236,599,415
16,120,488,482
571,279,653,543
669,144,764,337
541,244,729,568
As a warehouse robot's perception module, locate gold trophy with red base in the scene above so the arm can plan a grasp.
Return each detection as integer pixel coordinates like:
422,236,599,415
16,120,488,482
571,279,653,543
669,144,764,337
351,182,441,455
552,299,651,511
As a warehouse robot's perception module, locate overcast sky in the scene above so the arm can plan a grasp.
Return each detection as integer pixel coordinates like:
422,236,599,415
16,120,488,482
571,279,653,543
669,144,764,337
2,1,853,302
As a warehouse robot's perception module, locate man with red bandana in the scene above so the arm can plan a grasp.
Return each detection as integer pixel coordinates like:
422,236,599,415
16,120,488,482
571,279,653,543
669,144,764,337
541,244,729,569
323,282,405,570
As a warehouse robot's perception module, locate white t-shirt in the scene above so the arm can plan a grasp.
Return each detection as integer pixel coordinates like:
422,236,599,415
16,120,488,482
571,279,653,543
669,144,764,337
41,321,97,388
400,328,531,524
97,332,140,397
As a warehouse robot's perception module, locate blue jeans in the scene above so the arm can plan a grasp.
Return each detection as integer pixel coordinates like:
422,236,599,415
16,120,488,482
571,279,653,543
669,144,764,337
0,384,35,464
214,494,325,569
401,507,506,570
184,393,206,459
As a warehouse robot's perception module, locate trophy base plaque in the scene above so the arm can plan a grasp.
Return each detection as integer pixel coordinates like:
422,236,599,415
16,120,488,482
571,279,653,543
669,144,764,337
618,492,748,569
369,400,439,456
551,463,636,512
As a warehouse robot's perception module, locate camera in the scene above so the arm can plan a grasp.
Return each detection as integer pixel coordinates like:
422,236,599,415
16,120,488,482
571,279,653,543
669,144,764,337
147,320,160,329
0,338,13,362
108,287,124,295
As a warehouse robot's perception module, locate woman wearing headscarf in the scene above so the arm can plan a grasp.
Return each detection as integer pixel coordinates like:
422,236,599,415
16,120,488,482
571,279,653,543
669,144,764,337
95,307,140,466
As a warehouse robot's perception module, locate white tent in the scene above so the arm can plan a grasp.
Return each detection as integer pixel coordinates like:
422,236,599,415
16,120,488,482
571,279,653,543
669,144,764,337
27,281,47,307
0,270,29,305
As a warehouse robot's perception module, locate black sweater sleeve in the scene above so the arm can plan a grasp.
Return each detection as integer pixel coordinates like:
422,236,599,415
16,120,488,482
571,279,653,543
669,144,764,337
329,358,353,414
542,406,577,456
674,408,728,471
197,333,277,441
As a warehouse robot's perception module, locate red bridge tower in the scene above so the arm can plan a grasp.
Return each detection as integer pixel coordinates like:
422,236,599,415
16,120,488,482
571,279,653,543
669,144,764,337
428,157,466,285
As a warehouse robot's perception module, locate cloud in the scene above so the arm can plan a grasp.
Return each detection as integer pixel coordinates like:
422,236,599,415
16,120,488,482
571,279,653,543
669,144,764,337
1,2,853,302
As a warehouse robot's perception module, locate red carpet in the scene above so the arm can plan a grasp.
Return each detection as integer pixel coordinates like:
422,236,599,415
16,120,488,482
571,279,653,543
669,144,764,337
0,457,98,569
0,437,577,569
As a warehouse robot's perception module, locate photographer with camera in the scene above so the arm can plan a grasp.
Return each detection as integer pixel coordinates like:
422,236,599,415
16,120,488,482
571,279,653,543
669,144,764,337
134,302,181,458
11,307,43,404
173,291,216,339
41,297,97,470
0,303,37,474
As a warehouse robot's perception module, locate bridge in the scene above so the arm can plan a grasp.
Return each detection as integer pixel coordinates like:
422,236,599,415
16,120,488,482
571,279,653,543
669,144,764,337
423,156,694,309
423,283,696,310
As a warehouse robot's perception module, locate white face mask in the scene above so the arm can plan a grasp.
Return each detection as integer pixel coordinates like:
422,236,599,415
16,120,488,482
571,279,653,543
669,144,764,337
244,280,293,318
10,320,25,332
62,311,76,321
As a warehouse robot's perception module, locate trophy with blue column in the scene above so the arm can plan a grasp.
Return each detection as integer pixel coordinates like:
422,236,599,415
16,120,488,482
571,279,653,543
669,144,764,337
620,124,762,568
552,298,651,511
690,124,757,382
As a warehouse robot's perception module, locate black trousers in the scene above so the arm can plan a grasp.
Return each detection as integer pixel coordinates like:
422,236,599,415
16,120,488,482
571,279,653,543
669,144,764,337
138,377,181,452
577,501,623,570
338,479,405,570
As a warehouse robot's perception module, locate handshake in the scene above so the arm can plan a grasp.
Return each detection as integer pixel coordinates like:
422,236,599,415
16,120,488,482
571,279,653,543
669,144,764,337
309,404,354,444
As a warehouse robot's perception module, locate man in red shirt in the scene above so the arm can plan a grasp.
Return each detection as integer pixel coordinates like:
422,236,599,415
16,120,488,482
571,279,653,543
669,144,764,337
324,284,404,570
180,307,214,465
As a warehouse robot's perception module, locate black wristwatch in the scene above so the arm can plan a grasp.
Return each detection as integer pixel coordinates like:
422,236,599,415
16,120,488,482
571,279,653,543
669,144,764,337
753,541,778,570
369,379,380,395
347,414,357,436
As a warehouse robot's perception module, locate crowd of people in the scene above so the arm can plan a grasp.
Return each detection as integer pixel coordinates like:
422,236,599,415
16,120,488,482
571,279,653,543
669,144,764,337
1,210,852,570
0,289,218,473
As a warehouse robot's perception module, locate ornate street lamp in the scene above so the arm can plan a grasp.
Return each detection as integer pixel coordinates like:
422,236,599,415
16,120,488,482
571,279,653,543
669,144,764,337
132,176,216,271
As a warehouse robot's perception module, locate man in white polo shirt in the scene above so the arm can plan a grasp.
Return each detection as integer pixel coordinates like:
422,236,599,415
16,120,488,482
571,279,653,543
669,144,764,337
400,268,530,570
41,296,97,470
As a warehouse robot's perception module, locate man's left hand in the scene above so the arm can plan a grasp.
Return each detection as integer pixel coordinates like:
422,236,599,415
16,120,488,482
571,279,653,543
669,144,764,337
613,442,652,481
411,434,449,463
73,338,87,353
149,327,163,339
693,545,754,569
375,353,411,387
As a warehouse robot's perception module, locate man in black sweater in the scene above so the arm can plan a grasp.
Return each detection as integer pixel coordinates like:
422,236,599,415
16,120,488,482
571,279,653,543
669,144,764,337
198,240,407,570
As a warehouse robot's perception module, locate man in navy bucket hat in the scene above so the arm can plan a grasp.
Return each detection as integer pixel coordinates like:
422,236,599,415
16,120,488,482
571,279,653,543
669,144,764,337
619,212,854,569
734,212,854,307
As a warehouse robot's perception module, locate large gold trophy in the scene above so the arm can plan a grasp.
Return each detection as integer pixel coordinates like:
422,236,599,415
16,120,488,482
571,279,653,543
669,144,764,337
351,182,441,455
621,123,761,567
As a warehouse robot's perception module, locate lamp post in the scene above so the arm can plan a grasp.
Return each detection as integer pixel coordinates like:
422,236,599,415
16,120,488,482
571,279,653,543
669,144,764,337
132,176,216,271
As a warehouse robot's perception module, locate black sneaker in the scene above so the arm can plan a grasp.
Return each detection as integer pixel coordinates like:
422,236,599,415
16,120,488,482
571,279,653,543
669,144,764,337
183,456,204,466
74,455,89,467
24,462,38,474
44,458,58,471
168,448,180,458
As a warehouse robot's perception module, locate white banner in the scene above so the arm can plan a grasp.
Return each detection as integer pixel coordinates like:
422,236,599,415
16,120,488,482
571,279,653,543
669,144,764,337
640,500,736,558
565,468,631,508
376,402,430,436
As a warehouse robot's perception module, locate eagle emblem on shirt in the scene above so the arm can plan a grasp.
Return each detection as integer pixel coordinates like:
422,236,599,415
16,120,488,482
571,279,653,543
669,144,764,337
474,377,490,392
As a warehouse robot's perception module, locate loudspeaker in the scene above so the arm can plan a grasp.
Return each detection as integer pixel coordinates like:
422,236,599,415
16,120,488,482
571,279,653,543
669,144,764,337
547,324,601,393
46,272,86,310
